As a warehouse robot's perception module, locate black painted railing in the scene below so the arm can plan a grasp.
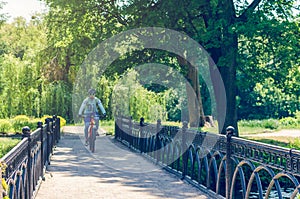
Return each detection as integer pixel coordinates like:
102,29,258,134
0,115,60,199
115,116,300,199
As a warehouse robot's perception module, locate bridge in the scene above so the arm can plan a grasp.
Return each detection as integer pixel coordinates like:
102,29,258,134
1,115,300,198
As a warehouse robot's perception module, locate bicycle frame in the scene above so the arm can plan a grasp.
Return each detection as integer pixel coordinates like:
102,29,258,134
87,115,97,152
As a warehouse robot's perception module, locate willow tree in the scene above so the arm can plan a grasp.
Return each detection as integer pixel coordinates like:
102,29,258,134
0,17,47,117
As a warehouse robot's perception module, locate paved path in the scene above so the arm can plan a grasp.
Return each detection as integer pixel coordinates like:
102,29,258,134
243,129,300,138
35,126,213,199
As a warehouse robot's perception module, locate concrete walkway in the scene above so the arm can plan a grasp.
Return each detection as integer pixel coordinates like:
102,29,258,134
35,126,212,199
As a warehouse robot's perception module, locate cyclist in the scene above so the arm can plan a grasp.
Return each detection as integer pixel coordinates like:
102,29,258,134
78,88,106,146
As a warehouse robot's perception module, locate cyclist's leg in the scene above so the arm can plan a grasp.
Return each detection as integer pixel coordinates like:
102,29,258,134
95,117,100,136
84,120,89,145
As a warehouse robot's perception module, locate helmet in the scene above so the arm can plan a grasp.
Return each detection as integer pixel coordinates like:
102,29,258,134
88,88,96,95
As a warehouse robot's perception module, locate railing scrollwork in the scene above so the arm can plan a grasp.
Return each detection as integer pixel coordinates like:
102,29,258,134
115,115,300,199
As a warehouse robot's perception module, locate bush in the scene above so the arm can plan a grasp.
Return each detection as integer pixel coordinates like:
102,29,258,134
295,110,300,124
11,115,42,133
0,120,12,134
12,115,31,133
239,119,279,130
58,116,66,127
288,138,300,150
261,119,279,130
40,115,66,127
239,119,262,128
279,117,298,127
0,115,67,134
12,115,30,122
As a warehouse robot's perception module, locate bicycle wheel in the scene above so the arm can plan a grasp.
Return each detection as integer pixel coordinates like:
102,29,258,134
89,128,96,152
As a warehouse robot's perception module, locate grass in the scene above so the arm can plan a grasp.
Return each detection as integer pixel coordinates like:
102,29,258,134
161,119,300,150
241,136,300,150
1,118,299,157
0,138,20,158
101,120,115,135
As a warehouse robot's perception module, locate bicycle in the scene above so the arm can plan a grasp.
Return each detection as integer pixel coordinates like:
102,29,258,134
88,115,96,153
82,113,105,153
80,113,97,152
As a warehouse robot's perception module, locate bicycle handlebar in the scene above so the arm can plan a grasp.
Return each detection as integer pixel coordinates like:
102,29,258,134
79,113,106,119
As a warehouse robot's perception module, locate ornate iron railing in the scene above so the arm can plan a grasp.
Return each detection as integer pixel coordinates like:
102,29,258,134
0,116,60,199
115,116,300,199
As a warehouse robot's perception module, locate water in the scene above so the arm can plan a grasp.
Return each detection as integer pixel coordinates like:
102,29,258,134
239,188,296,199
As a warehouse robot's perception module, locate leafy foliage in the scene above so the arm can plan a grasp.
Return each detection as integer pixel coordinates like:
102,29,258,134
111,69,168,121
0,0,298,130
239,119,279,130
0,120,12,134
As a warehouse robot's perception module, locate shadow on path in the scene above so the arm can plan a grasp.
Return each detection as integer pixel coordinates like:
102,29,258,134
35,126,210,199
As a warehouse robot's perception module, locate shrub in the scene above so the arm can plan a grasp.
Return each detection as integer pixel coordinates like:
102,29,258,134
239,119,279,130
11,115,41,133
0,120,12,134
288,138,300,150
58,116,66,127
12,115,31,133
295,110,300,124
261,119,279,130
239,119,262,128
40,115,66,127
40,115,52,124
279,117,298,127
12,115,30,122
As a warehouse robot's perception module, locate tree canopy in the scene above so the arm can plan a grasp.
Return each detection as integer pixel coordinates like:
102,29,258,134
0,0,298,134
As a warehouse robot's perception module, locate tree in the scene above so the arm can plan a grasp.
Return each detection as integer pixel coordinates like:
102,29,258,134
0,16,74,120
121,0,299,135
0,1,7,24
237,13,300,119
42,0,299,134
0,17,47,117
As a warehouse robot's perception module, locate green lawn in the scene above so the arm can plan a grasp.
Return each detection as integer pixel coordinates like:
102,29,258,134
0,138,21,158
0,119,299,158
101,120,115,135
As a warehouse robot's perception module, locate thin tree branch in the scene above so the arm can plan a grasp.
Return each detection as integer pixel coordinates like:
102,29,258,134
238,0,263,21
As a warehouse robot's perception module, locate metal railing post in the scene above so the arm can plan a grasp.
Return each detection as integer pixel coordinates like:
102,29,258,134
226,126,235,199
37,121,44,180
115,116,119,140
181,121,188,179
45,118,51,164
22,126,32,199
155,119,161,163
52,115,57,145
139,117,145,153
0,164,4,199
129,116,133,146
55,115,61,142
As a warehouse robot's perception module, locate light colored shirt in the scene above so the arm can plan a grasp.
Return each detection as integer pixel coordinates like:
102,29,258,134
78,97,106,116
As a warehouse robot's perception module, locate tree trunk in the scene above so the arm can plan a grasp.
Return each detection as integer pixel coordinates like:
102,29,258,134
187,63,205,127
177,56,205,127
218,36,239,136
200,0,239,135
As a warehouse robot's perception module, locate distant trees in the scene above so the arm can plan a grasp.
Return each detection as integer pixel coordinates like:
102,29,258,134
0,17,72,120
0,0,298,132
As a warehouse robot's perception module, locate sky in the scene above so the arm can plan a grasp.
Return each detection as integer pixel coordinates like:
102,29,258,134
1,0,298,22
2,0,48,22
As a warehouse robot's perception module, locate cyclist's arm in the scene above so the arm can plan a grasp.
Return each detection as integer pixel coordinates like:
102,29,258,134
96,98,106,115
78,98,88,116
